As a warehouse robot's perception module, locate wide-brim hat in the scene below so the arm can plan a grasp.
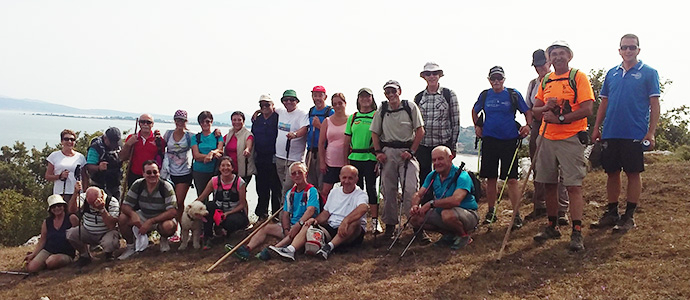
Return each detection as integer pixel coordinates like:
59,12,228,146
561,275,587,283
47,194,67,211
547,40,573,58
281,89,299,102
420,62,444,77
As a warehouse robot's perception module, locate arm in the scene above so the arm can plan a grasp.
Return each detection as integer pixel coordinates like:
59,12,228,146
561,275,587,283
644,96,661,148
243,137,254,157
372,132,386,164
119,135,137,161
471,108,482,138
343,135,352,163
402,126,425,161
45,162,61,182
147,208,177,225
287,206,317,239
418,188,468,216
191,145,206,162
592,97,609,142
449,91,460,150
294,125,309,138
551,100,593,124
67,182,81,214
318,120,329,173
337,204,369,238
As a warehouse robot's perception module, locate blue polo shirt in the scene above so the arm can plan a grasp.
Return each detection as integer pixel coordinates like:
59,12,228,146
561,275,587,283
600,60,660,140
421,165,478,210
306,106,334,150
473,88,529,140
283,186,320,225
251,112,279,164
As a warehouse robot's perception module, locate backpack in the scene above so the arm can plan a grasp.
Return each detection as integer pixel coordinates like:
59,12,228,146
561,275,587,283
195,132,223,175
286,183,325,214
305,225,331,255
413,87,453,108
308,106,333,119
79,191,114,225
128,180,171,210
540,68,579,103
475,88,521,127
380,100,413,125
421,162,482,204
462,163,484,202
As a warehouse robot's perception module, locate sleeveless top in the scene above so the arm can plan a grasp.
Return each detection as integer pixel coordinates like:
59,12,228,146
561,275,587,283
44,215,76,256
324,118,347,167
211,175,245,212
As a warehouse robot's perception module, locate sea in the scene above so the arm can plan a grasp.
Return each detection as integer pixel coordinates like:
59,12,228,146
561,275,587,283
0,110,479,219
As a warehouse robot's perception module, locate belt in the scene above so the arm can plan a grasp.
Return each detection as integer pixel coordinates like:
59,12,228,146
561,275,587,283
381,141,413,149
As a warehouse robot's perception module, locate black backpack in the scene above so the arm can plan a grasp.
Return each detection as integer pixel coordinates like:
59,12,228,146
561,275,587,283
308,106,333,119
413,87,453,108
421,162,483,204
474,88,521,127
380,100,413,125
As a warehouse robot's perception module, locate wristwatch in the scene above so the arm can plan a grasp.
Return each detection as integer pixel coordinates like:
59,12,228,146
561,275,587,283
299,220,305,226
558,115,566,124
429,200,435,208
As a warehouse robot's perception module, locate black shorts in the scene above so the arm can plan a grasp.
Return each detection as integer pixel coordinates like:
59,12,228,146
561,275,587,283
321,223,365,247
170,173,193,185
479,137,520,179
323,166,343,184
601,139,644,174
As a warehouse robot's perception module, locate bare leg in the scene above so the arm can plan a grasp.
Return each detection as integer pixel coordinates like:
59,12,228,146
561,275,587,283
607,171,621,204
566,186,583,222
486,178,498,208
626,172,642,204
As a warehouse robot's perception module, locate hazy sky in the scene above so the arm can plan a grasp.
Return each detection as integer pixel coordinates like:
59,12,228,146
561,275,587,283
1,0,686,126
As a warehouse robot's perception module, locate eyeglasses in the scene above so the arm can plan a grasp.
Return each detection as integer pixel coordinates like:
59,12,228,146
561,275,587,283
290,171,304,176
422,71,442,76
145,170,159,175
620,45,638,51
260,103,272,108
62,137,76,142
139,120,153,125
489,76,504,82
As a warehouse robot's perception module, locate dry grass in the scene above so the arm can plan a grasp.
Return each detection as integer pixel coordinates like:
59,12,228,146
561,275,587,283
2,160,690,300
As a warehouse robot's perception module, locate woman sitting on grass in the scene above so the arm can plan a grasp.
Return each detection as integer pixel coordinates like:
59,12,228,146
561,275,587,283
24,195,76,272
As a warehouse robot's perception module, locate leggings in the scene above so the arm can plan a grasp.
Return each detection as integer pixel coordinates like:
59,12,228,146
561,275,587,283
350,160,378,204
203,201,249,239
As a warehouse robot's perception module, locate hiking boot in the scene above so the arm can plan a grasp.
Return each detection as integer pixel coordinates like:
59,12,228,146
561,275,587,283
255,248,271,261
613,216,636,234
524,208,547,221
316,244,332,260
75,256,92,268
118,244,137,260
225,244,250,261
483,211,497,225
533,226,562,243
569,231,585,252
269,246,295,261
590,210,620,229
450,235,473,250
558,214,570,226
202,238,213,251
415,230,433,245
433,234,456,247
159,238,170,252
511,214,523,230
383,225,396,239
372,219,383,234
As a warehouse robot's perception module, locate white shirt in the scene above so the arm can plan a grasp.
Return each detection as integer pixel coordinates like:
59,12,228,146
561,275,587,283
47,150,87,195
274,107,309,161
324,186,368,230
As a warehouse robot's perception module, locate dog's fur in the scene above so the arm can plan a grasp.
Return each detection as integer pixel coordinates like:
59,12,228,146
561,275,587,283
178,201,208,250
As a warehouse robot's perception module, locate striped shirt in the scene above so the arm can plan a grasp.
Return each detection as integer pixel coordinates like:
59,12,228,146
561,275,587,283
417,87,460,148
124,179,176,219
76,192,120,235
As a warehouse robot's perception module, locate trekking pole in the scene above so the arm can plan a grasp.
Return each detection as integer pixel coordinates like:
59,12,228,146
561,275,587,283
0,270,30,276
397,158,410,237
497,123,547,262
386,177,435,254
398,211,431,262
475,137,482,173
487,139,521,230
74,165,82,241
373,163,383,248
206,205,284,272
122,118,139,197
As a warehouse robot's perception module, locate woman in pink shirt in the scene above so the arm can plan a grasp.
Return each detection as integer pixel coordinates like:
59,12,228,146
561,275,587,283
224,111,256,183
318,93,349,200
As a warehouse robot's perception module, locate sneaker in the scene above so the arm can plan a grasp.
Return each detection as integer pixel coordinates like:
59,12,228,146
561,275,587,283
569,231,585,252
255,248,271,261
118,245,137,260
511,214,523,230
524,208,547,221
316,244,332,260
383,225,396,239
450,235,473,250
533,226,562,243
557,214,570,226
483,211,497,225
433,234,456,247
202,238,213,251
612,216,636,234
225,244,250,261
590,210,620,229
372,219,383,234
269,246,295,261
75,256,92,268
168,234,181,243
159,238,170,252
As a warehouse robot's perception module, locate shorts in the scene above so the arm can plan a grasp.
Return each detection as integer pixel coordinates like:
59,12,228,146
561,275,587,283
135,210,177,233
33,249,74,266
320,223,365,247
323,166,343,184
170,173,193,185
535,135,586,186
601,139,645,174
479,137,520,179
426,207,479,233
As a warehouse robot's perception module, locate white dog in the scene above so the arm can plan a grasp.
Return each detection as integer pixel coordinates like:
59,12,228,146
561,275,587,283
178,201,208,250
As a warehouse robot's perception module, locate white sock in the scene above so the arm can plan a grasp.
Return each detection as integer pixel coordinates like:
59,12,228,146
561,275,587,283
328,242,334,249
126,243,134,249
286,245,295,252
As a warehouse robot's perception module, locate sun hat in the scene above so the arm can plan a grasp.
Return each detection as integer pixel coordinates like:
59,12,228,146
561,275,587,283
547,40,573,58
488,66,505,77
258,94,272,102
358,87,373,95
532,49,547,66
46,194,67,211
420,62,444,77
281,89,299,102
311,86,326,93
173,109,188,121
383,80,401,90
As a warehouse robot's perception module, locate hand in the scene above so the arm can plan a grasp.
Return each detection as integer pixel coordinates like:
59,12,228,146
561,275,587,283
204,153,213,163
376,153,387,164
138,220,152,234
243,148,251,157
410,205,421,216
74,181,82,192
92,195,105,210
25,251,36,262
59,170,70,181
125,135,138,146
320,162,327,174
286,132,296,140
544,98,558,110
643,133,656,150
337,222,352,238
591,128,601,142
312,117,321,129
401,151,413,161
519,125,530,138
154,129,161,138
98,161,108,171
305,218,317,226
543,111,559,124
212,150,223,159
213,128,222,138
288,223,301,239
474,125,483,138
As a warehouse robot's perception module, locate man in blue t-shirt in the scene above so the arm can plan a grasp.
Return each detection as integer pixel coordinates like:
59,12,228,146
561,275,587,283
409,146,479,250
591,33,661,233
306,85,334,190
472,66,532,228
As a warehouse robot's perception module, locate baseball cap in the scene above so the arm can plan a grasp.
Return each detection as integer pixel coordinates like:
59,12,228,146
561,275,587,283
105,127,122,145
258,94,272,102
383,80,401,90
173,109,188,121
532,49,547,66
420,62,444,77
547,40,573,58
281,89,299,102
358,87,373,95
311,86,326,93
488,66,505,77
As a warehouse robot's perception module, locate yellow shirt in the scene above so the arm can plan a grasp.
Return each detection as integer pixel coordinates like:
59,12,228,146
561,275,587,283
536,69,594,140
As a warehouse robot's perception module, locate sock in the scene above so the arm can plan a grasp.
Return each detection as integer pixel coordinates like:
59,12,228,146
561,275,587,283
548,216,558,227
327,242,334,249
126,243,134,249
572,220,582,232
286,245,295,252
624,202,637,218
607,202,619,213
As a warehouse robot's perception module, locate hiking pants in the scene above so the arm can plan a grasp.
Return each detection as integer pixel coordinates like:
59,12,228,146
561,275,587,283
255,160,282,218
380,147,419,226
204,202,249,239
276,157,299,202
350,160,378,204
66,227,120,254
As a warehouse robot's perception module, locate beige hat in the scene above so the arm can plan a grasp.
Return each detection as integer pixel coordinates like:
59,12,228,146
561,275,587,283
258,94,272,102
420,62,444,77
46,194,67,211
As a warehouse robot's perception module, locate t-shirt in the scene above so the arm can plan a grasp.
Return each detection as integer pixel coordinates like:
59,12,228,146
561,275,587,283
124,178,176,219
283,185,320,225
536,69,595,140
323,186,368,230
224,134,254,172
75,192,120,235
164,130,192,176
472,88,529,140
421,165,478,210
345,111,377,162
191,132,223,173
252,112,279,164
275,107,309,161
600,60,661,140
307,106,334,150
46,150,87,195
324,118,347,167
125,131,162,176
369,100,425,143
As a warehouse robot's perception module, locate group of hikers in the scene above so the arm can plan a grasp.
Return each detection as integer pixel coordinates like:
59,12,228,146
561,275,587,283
25,34,660,272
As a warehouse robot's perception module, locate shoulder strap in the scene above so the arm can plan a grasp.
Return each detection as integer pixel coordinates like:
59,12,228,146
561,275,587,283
478,89,489,111
441,87,452,107
164,130,173,143
105,194,113,209
414,91,424,105
349,112,357,128
569,68,579,101
196,133,201,145
308,107,315,118
185,131,193,147
506,88,519,115
541,72,553,90
401,100,413,121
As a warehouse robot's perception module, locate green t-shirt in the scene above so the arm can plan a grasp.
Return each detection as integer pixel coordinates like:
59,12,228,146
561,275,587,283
345,111,377,162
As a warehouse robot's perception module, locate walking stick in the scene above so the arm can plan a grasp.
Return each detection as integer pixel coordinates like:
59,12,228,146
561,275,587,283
122,118,139,197
206,205,284,272
74,165,82,241
397,159,410,237
398,211,431,261
387,176,436,254
497,123,547,262
0,270,30,276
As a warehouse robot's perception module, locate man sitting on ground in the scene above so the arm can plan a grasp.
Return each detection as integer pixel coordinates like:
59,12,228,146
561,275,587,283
270,165,369,261
409,146,479,250
118,160,177,260
229,162,320,261
67,183,120,266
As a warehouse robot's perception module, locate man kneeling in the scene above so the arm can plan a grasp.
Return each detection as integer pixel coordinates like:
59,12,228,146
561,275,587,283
270,165,369,261
409,146,479,250
118,160,177,260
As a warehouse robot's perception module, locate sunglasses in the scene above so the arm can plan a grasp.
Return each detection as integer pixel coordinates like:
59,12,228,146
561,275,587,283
290,171,304,176
620,45,638,51
62,137,76,142
139,120,153,125
145,170,159,175
202,119,213,124
282,98,298,102
489,76,504,82
422,71,442,76
260,103,272,108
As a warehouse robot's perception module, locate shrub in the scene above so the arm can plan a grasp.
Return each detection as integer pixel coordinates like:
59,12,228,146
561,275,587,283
0,189,46,246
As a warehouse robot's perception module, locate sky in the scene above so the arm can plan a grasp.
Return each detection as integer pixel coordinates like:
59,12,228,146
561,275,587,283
1,0,686,127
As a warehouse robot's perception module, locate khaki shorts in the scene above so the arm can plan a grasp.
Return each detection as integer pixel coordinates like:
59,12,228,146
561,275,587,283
535,135,586,186
426,207,479,233
33,249,74,266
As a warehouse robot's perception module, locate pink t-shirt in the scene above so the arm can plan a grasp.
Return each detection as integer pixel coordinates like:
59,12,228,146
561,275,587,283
325,118,347,167
224,135,254,172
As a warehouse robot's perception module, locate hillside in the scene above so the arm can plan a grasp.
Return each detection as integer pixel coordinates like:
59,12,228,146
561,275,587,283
1,157,689,300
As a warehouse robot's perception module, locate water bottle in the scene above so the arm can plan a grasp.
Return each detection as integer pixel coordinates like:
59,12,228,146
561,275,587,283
642,140,651,151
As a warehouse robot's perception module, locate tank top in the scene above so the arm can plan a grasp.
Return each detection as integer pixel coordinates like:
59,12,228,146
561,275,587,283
325,118,347,167
44,215,76,256
211,175,244,212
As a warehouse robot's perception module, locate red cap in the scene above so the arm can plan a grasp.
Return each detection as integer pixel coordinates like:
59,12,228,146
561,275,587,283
311,86,326,93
